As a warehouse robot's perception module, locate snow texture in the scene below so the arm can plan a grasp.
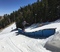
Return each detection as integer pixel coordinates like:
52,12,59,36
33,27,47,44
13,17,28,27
0,23,52,52
0,19,60,52
45,31,60,52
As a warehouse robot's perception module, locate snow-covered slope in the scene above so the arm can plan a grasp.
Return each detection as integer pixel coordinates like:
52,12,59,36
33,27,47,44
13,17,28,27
0,22,52,52
0,34,51,52
0,23,16,35
25,22,60,32
0,19,60,52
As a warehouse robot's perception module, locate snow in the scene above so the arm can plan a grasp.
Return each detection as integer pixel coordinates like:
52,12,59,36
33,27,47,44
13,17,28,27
0,32,52,52
0,19,60,52
0,35,51,52
0,23,16,35
45,31,60,52
25,22,60,32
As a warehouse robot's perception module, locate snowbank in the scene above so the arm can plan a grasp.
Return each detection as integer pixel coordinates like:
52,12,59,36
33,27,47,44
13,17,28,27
45,31,60,52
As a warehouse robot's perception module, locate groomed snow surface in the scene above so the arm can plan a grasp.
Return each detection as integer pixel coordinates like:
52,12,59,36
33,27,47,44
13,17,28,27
0,19,60,52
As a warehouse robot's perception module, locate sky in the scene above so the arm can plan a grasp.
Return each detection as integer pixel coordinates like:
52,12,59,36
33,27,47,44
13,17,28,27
0,0,37,16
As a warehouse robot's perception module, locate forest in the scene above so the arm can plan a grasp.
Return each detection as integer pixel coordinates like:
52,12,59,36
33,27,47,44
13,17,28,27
0,0,60,29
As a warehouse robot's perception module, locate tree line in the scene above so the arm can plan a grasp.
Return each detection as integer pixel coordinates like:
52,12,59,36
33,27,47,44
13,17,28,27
0,0,60,29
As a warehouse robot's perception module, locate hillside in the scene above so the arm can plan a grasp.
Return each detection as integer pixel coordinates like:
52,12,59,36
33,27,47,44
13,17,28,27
0,0,60,30
0,19,60,52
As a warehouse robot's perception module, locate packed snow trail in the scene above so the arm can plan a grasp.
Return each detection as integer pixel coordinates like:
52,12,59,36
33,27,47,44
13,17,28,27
0,34,51,52
0,32,16,40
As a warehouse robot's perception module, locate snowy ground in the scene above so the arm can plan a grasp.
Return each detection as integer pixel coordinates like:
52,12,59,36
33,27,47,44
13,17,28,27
25,22,60,32
0,23,16,35
0,20,60,52
45,30,60,52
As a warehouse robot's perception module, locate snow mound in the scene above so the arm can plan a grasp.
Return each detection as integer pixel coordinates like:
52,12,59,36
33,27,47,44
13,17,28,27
45,31,60,52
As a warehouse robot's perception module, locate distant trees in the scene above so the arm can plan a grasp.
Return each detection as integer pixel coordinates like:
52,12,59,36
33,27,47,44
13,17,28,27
0,0,60,29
